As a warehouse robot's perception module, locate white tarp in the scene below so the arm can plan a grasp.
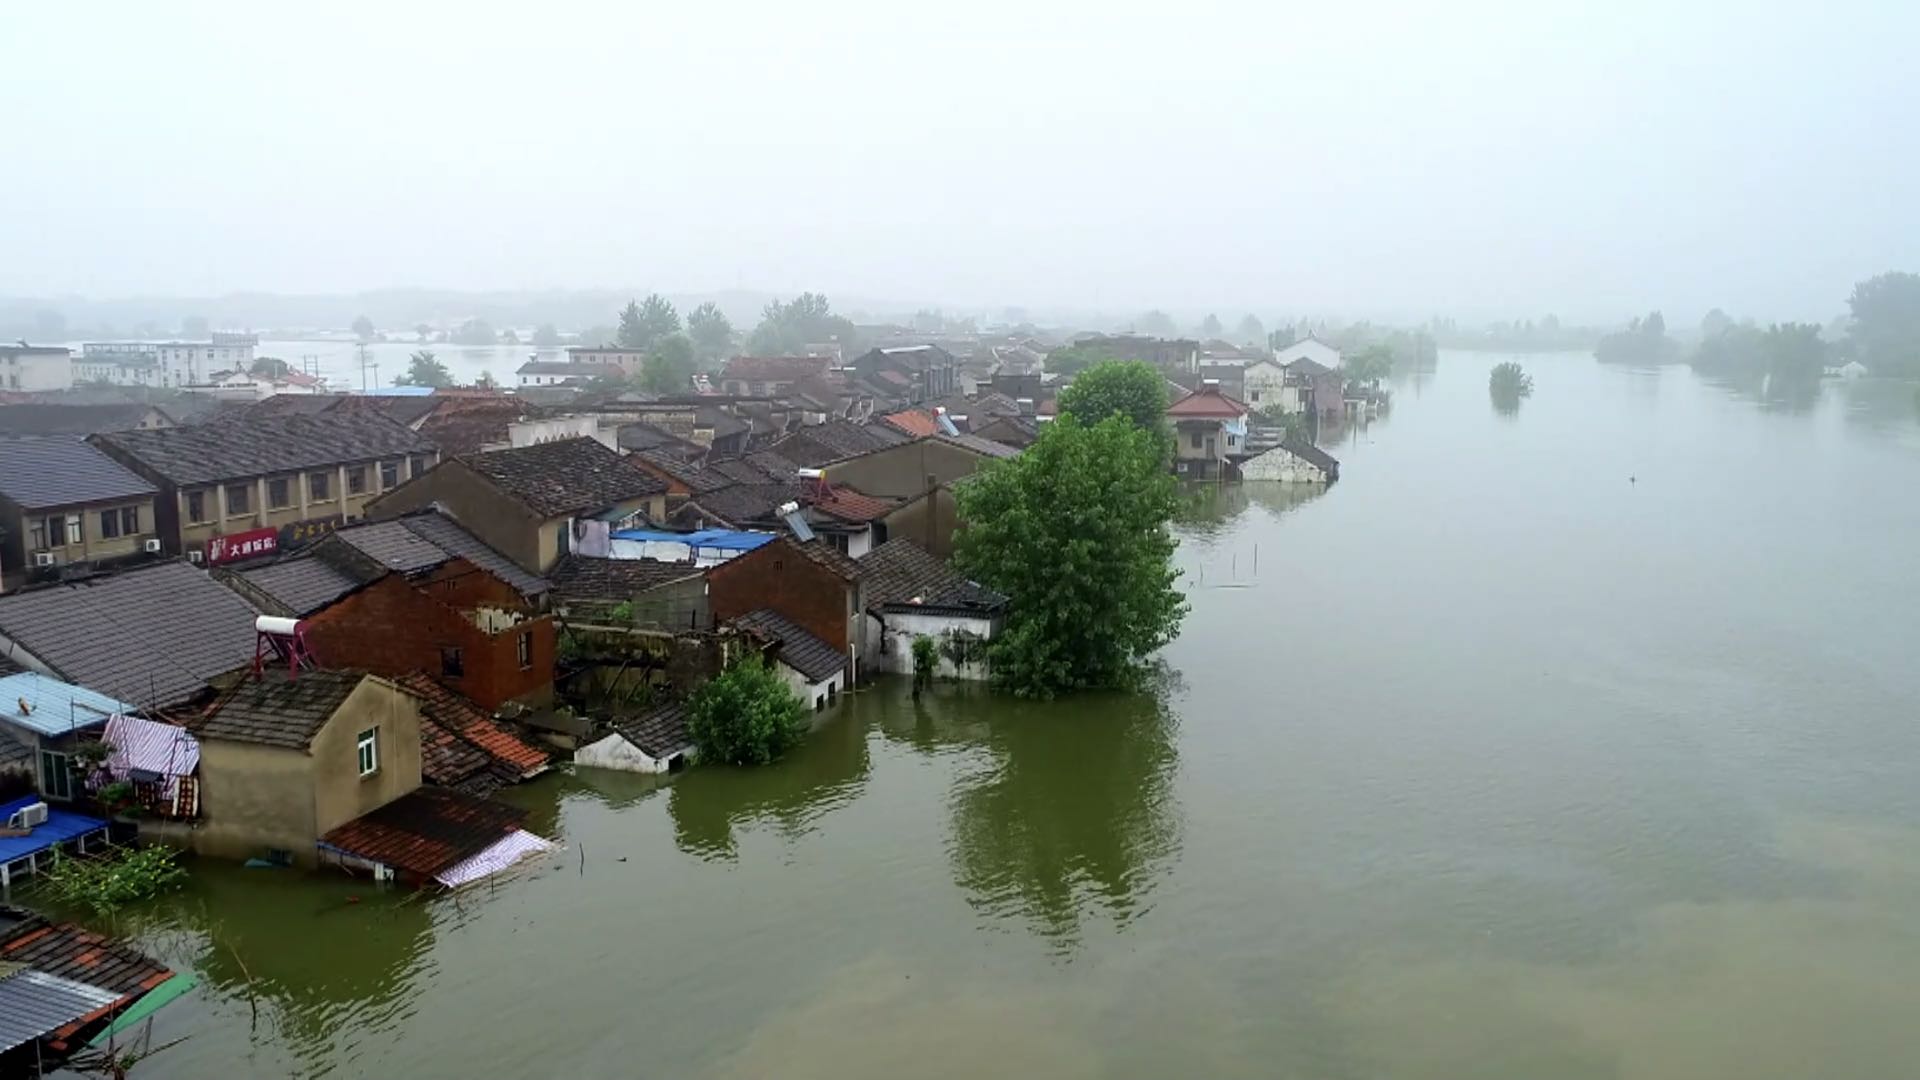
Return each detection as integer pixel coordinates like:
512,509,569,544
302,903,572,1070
434,828,554,888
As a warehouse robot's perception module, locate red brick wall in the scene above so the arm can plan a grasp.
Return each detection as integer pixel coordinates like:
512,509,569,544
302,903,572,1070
303,560,555,709
707,538,853,655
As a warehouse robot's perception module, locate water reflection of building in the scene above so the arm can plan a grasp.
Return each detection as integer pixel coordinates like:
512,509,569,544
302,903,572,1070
667,709,871,859
873,679,1183,950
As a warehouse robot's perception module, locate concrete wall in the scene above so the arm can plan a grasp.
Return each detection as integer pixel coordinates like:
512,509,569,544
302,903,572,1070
137,453,433,557
193,740,317,862
0,350,73,392
773,658,844,711
823,439,992,500
865,610,999,680
575,731,687,773
708,538,859,664
309,676,422,839
879,487,961,558
1240,447,1331,483
368,459,547,573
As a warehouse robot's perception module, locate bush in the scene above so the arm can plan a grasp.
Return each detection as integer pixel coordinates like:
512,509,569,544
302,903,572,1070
911,635,939,692
687,659,811,766
1489,362,1534,409
43,845,187,916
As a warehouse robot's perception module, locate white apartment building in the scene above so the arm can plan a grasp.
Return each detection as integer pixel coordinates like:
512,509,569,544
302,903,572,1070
81,333,258,388
0,345,75,391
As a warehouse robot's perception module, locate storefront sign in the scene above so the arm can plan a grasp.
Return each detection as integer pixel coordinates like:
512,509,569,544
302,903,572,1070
279,514,345,547
206,527,278,566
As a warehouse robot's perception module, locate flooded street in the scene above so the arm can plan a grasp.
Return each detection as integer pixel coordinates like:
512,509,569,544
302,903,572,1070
102,352,1920,1079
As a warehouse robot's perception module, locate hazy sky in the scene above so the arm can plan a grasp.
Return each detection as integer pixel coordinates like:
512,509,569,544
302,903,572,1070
4,1,1915,323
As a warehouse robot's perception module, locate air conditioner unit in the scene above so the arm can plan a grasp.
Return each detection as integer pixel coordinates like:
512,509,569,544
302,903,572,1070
187,550,205,565
32,552,54,567
143,538,163,553
6,802,49,830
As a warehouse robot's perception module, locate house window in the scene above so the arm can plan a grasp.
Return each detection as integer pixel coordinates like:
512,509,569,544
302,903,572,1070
267,477,292,509
226,483,252,515
65,516,82,545
29,518,46,550
1189,432,1202,449
38,750,73,800
410,454,433,478
380,460,400,489
122,506,140,534
356,727,379,777
347,465,368,495
1249,391,1260,402
440,646,464,677
101,509,122,539
517,631,533,670
309,471,332,501
186,489,208,523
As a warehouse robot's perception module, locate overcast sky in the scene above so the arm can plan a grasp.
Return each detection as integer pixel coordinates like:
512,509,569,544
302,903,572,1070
3,1,1914,324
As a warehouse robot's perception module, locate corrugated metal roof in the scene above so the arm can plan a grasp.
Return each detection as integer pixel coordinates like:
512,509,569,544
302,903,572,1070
0,967,122,1053
0,672,131,737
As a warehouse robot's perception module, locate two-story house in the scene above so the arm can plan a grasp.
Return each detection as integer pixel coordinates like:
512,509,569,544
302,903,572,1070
1166,384,1250,479
0,345,73,392
0,438,160,585
89,413,439,563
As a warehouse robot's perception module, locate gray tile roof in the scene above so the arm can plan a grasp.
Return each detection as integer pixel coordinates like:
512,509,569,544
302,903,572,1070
234,512,550,614
0,966,122,1054
857,538,1007,614
685,482,802,525
461,437,666,518
548,556,703,605
0,403,169,437
1277,437,1341,478
395,513,549,597
333,519,451,575
612,701,693,758
0,436,158,510
232,555,368,617
769,420,911,467
935,432,1020,459
0,559,261,709
730,608,846,682
195,669,366,749
91,412,437,486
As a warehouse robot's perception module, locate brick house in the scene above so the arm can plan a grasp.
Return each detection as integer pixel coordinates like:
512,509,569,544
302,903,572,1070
367,437,666,574
706,536,864,680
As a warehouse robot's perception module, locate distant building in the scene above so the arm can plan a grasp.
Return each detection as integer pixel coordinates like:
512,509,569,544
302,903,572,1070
564,347,648,374
855,538,1006,681
78,336,256,388
850,345,959,402
1239,438,1340,484
718,355,835,397
1068,335,1200,375
0,345,74,392
1166,384,1249,479
517,359,604,387
0,402,175,437
0,437,160,584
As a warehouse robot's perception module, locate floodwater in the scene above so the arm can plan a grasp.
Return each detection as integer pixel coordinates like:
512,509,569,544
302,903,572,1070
253,339,547,390
73,353,1920,1078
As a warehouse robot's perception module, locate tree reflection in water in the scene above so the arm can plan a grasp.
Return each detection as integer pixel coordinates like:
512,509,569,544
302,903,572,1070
667,706,872,859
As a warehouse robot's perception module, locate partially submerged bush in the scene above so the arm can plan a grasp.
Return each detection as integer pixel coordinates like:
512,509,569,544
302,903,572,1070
688,659,810,766
44,845,187,916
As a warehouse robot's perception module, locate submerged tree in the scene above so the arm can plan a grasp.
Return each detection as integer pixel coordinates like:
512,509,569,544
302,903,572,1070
531,322,562,347
954,413,1187,698
1489,361,1533,410
688,659,811,766
1341,344,1394,391
396,349,453,388
1055,360,1168,434
1846,271,1920,376
352,314,376,341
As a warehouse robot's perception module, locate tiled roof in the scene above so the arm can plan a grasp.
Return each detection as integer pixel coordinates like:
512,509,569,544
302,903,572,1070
616,422,696,453
195,669,367,750
1165,385,1249,418
612,701,692,758
806,485,897,523
790,537,861,582
419,713,495,791
0,913,172,1003
418,411,512,456
628,447,734,495
770,420,910,467
730,608,845,681
0,560,261,709
395,513,549,597
0,403,167,437
331,519,450,574
231,554,368,617
720,356,833,382
857,538,1007,613
686,482,802,525
879,409,941,438
0,967,121,1055
391,672,549,780
91,412,436,486
548,555,703,605
935,432,1020,459
0,436,157,510
461,437,665,518
1277,437,1341,477
320,787,526,878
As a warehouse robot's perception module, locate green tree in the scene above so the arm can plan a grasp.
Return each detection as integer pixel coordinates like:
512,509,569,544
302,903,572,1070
746,291,855,355
1056,359,1168,432
1847,271,1920,375
1044,344,1114,378
1489,361,1533,409
1199,313,1223,338
575,324,615,348
251,355,291,377
688,659,811,765
1342,344,1394,389
414,322,432,342
1235,314,1265,347
475,370,499,389
352,314,376,341
499,327,520,345
638,334,697,393
616,300,647,349
954,414,1187,698
687,301,734,362
451,318,495,346
1700,308,1733,339
532,322,562,347
396,349,453,388
1761,322,1826,382
619,294,680,350
1136,310,1177,337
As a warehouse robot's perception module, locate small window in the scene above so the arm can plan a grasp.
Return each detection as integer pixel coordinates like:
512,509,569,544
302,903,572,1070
1189,432,1202,449
226,483,252,515
440,646,464,677
356,727,379,777
65,516,82,545
347,465,368,495
410,454,433,478
39,749,73,800
29,518,46,550
122,506,140,534
267,477,291,509
517,631,533,670
186,489,208,524
380,460,400,488
309,471,331,501
100,509,122,539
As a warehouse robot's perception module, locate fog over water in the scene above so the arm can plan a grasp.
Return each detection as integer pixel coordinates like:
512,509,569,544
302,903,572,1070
4,2,1917,322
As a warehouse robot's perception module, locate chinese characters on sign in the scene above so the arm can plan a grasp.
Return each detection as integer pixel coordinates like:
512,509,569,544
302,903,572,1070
280,515,344,546
205,527,278,566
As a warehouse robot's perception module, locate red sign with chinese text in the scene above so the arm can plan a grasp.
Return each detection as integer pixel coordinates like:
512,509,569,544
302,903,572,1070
206,526,279,566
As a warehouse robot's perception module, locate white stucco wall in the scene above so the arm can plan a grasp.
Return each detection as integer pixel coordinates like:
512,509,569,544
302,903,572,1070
866,610,999,680
575,731,689,773
1274,337,1342,369
1240,446,1330,483
774,660,843,711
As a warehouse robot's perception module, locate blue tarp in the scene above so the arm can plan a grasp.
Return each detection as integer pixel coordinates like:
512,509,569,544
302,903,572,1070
610,529,776,552
0,795,109,865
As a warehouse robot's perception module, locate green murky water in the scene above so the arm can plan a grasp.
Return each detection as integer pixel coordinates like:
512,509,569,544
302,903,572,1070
67,353,1920,1078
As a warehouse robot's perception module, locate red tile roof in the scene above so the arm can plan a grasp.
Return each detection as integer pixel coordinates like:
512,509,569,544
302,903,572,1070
0,911,174,1045
320,788,526,878
1165,384,1249,418
879,409,940,438
806,484,899,523
393,672,550,779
